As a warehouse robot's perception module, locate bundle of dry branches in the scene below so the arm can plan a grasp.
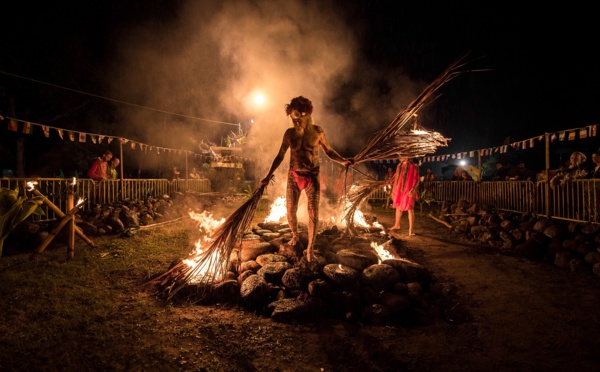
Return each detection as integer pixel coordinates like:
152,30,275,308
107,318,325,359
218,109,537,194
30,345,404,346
353,54,473,164
147,178,271,300
343,55,478,227
342,179,389,236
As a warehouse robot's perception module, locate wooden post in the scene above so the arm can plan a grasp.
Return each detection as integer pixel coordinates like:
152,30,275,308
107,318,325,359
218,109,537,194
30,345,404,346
67,185,75,260
31,189,95,248
545,133,550,218
30,206,79,259
119,140,124,199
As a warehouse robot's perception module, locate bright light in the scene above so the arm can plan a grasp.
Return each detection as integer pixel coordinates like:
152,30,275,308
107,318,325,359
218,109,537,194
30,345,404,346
254,94,265,106
459,160,467,166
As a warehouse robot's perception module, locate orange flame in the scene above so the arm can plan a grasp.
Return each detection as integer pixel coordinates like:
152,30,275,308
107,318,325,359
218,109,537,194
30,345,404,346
183,210,227,283
264,196,287,223
371,241,395,263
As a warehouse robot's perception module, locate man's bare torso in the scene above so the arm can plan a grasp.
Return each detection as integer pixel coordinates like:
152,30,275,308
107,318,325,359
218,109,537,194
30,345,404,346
285,124,324,172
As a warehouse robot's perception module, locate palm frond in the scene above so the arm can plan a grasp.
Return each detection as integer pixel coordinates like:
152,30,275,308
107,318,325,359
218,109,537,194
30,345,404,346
342,179,389,235
146,178,272,300
353,54,473,164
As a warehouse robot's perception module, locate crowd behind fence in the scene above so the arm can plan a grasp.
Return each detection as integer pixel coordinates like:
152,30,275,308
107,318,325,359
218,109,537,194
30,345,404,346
366,179,599,224
1,177,597,224
0,178,211,222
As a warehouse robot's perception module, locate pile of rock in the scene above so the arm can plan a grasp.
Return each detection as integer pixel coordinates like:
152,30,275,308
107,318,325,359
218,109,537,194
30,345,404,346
176,221,466,326
434,200,600,278
5,192,218,255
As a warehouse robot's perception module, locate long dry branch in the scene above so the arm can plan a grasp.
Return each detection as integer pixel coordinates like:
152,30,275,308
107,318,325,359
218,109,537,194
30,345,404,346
146,179,271,300
353,54,472,164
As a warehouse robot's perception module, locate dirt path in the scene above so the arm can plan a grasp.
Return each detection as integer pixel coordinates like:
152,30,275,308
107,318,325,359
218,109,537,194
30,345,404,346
376,212,600,371
153,211,600,371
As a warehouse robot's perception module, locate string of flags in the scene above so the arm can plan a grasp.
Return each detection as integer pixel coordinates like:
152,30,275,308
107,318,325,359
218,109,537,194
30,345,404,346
4,116,598,165
5,117,210,159
420,124,597,164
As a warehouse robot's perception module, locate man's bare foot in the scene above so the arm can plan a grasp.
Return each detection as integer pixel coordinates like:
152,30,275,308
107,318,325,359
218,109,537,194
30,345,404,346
289,234,299,245
306,247,314,262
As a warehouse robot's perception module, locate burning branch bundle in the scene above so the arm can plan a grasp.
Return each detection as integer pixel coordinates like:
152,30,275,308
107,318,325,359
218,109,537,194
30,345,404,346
147,178,271,299
352,54,473,164
342,180,389,236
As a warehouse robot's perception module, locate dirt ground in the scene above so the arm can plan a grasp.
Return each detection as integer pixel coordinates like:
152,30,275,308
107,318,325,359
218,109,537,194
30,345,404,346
143,209,600,371
3,207,600,371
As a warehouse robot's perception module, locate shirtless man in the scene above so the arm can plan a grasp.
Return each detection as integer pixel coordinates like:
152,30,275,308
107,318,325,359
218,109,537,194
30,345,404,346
261,96,352,262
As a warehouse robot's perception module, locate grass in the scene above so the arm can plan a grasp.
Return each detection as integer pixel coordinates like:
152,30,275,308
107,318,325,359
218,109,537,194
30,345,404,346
0,222,199,371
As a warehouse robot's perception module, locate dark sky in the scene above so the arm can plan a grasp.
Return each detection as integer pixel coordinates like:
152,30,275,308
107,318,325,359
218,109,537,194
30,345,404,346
1,1,598,164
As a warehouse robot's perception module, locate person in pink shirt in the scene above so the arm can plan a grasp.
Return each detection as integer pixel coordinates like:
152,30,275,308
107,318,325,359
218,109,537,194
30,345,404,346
87,150,113,180
389,156,420,236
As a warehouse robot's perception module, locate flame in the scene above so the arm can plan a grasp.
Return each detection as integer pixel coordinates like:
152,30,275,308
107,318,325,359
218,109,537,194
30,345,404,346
70,177,77,186
264,196,287,223
189,210,225,235
371,241,395,263
182,210,227,283
27,181,37,191
76,197,86,207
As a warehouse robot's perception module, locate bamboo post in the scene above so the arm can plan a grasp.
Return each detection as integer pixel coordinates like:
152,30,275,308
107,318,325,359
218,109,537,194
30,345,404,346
67,185,75,260
30,206,79,259
545,133,550,218
119,140,124,200
31,189,95,248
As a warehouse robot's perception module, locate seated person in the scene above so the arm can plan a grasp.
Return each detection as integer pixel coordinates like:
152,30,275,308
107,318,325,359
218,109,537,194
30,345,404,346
189,167,200,179
550,151,588,189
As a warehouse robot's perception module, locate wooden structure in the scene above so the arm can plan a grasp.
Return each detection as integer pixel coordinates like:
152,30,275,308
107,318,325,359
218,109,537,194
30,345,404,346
210,146,243,169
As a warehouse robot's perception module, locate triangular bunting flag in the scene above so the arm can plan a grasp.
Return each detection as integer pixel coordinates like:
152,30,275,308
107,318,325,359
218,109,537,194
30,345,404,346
42,125,50,138
107,137,113,144
559,132,566,141
90,135,97,144
22,121,32,134
579,128,587,139
8,119,18,131
79,132,86,142
98,135,105,143
68,132,75,141
57,128,64,139
568,131,576,140
131,142,136,150
591,125,597,137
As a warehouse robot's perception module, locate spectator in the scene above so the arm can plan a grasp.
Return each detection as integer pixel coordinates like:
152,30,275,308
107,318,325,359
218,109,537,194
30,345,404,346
550,151,588,189
423,167,435,182
507,163,535,181
87,150,112,181
450,167,464,181
189,167,200,179
170,166,181,181
588,150,600,179
492,162,511,181
460,170,474,181
108,157,120,180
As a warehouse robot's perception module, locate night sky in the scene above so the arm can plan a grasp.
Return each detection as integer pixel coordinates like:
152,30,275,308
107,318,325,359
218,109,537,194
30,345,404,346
1,1,598,177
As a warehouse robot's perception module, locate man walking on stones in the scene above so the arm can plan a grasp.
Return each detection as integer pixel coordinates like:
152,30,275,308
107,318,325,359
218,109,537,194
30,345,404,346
261,96,353,262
